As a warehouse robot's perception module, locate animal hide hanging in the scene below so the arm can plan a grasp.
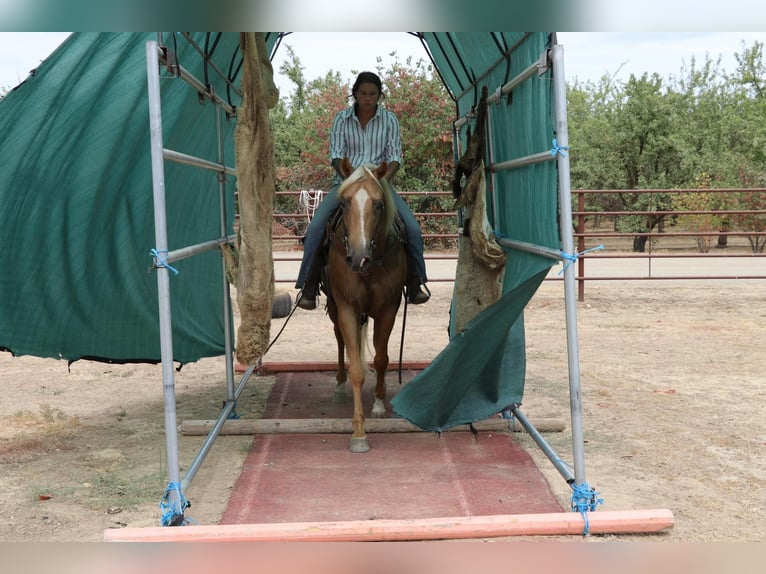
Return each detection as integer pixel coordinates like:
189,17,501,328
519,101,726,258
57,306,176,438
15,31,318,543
229,32,279,364
452,85,507,335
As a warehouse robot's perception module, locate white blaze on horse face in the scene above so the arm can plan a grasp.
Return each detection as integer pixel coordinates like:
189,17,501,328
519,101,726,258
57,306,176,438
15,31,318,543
353,185,371,255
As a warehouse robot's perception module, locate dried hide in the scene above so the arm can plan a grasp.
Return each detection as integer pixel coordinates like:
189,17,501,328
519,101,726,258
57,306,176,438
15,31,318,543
228,32,279,364
453,161,506,335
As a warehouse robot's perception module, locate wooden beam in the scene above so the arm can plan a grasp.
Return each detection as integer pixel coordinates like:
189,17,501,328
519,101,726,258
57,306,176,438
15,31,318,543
180,416,565,436
236,361,433,373
104,509,674,542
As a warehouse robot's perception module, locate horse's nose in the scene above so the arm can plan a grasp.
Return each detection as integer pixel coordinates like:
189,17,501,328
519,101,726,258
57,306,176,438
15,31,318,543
346,254,359,272
346,253,369,273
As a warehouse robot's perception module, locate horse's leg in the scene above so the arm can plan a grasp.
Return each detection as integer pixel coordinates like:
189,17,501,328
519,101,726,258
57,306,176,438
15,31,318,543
370,310,397,418
327,299,347,402
332,320,347,402
337,307,369,453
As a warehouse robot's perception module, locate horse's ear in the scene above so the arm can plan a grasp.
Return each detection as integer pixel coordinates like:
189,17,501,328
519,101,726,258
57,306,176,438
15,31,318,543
374,162,388,180
340,157,354,178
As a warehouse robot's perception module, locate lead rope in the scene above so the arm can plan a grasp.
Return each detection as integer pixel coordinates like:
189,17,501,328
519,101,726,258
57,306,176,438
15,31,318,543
397,288,409,386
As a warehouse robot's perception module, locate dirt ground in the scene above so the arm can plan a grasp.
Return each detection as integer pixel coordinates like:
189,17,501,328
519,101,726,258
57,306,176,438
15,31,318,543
1,255,764,542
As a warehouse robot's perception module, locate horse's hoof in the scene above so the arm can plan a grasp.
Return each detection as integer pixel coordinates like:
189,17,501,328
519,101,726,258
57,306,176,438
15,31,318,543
371,398,386,418
333,387,348,403
349,437,370,453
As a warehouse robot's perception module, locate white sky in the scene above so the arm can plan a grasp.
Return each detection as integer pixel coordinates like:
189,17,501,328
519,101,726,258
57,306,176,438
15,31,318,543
1,32,765,95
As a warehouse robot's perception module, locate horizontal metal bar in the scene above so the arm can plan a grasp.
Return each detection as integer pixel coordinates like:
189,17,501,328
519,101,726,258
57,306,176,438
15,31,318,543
496,237,563,261
274,190,454,197
574,231,766,237
573,188,766,194
486,58,545,105
272,212,457,219
491,150,555,172
166,234,236,264
157,44,236,116
163,148,236,176
549,275,766,281
579,252,766,259
454,56,546,129
574,210,766,216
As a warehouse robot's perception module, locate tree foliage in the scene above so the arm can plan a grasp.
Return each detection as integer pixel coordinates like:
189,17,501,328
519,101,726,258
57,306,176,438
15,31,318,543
567,40,766,252
270,50,453,194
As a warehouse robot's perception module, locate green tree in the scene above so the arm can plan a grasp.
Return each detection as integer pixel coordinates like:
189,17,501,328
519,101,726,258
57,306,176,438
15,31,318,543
730,40,766,252
269,50,455,246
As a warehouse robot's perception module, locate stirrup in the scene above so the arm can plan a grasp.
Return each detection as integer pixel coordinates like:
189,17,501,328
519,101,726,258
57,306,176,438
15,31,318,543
408,284,430,305
296,290,317,310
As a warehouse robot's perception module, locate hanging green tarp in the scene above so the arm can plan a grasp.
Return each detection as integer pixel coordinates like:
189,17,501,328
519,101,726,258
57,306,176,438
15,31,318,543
0,32,562,433
0,32,241,363
391,32,560,430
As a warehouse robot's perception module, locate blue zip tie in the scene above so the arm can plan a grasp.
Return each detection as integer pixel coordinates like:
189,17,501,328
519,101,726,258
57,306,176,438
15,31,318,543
150,248,179,276
570,482,604,536
159,481,191,526
550,138,568,157
558,245,604,275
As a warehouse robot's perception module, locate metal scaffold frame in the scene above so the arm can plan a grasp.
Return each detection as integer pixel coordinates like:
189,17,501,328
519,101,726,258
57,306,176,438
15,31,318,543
144,34,595,529
145,37,256,526
452,44,595,509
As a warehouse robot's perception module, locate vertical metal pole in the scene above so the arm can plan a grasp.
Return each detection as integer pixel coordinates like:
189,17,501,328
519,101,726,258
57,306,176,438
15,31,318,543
486,106,499,230
145,40,183,514
550,45,587,487
577,192,585,302
214,92,236,403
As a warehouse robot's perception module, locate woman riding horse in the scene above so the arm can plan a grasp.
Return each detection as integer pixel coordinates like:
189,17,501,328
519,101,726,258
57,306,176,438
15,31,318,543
295,71,429,310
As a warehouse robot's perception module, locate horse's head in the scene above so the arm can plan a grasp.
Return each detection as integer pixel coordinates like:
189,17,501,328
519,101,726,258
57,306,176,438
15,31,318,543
336,159,395,274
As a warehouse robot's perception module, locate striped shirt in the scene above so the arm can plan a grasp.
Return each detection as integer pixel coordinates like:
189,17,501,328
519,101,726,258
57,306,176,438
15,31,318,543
329,105,402,184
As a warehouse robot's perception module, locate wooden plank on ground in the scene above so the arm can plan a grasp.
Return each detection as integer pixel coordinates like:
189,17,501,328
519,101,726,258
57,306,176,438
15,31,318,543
104,509,674,542
180,417,565,435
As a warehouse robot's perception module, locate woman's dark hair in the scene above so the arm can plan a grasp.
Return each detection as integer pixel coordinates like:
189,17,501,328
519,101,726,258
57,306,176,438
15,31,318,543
351,71,385,99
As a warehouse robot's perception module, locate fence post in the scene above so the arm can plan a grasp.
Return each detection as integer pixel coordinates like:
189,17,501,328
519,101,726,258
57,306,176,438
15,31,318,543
577,191,585,301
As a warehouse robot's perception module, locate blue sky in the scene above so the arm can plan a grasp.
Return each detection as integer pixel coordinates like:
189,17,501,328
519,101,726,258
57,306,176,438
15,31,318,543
1,32,765,95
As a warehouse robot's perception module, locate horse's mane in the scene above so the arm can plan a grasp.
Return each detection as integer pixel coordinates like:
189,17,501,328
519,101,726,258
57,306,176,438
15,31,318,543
337,164,396,235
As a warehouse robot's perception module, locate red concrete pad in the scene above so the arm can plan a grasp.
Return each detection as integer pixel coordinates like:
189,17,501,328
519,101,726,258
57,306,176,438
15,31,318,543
220,371,563,525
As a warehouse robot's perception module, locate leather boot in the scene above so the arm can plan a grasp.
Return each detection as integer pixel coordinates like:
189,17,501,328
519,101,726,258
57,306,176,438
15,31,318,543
408,282,430,304
296,260,321,310
405,249,430,304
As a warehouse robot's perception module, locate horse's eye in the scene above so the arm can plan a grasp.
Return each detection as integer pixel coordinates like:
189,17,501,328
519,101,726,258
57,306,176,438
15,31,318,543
340,199,350,211
374,201,384,213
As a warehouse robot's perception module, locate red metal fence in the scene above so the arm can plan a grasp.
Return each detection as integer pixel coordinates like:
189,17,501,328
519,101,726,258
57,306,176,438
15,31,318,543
269,188,766,298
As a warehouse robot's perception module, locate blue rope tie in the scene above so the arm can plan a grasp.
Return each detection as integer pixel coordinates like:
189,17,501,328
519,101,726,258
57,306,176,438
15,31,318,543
550,138,569,157
150,248,179,276
570,482,604,536
558,245,605,275
159,481,192,526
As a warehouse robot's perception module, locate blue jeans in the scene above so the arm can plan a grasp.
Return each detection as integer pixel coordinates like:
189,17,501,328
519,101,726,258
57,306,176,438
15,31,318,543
295,183,428,288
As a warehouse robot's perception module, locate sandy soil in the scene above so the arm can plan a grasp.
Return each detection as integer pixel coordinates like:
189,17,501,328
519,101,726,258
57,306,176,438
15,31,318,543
1,257,764,542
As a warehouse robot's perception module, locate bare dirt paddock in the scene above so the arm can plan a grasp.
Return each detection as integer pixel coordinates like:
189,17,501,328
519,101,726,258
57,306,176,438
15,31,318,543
1,267,764,542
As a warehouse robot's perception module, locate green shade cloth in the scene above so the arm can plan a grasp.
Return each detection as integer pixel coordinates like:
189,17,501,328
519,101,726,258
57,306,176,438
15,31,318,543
0,33,241,363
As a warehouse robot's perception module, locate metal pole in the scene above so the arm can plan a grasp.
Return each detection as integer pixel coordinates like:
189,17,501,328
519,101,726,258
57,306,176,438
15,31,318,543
163,148,236,176
214,93,236,404
182,366,257,489
509,406,574,483
485,106,499,230
550,44,587,487
146,40,183,519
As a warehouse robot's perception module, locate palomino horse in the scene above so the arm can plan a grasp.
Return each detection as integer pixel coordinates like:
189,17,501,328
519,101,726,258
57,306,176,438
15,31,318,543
325,158,407,453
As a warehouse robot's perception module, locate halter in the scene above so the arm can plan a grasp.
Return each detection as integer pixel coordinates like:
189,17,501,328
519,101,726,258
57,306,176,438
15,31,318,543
328,175,404,275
